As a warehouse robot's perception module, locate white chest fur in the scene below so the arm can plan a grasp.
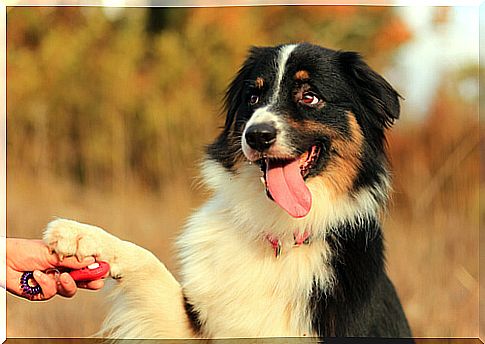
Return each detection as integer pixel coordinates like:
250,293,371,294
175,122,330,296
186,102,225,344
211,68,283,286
177,198,334,338
176,160,382,338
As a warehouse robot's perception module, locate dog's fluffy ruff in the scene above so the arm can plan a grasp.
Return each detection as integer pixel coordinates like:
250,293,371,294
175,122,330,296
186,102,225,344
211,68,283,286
177,159,389,337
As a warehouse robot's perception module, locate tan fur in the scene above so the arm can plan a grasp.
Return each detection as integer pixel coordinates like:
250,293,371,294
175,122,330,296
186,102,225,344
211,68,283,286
287,113,364,197
294,70,310,80
322,113,364,196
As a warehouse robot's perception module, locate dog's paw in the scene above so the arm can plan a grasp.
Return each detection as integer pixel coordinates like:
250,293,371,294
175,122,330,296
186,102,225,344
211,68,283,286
44,218,163,280
43,218,115,264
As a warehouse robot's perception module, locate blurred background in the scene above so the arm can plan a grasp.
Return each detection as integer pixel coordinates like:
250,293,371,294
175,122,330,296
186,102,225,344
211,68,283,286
6,5,479,338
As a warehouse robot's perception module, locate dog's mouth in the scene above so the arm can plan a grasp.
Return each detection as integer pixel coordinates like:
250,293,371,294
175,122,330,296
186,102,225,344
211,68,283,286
257,145,321,218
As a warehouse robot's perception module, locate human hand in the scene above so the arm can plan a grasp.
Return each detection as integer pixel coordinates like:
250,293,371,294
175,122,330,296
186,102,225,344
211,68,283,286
6,238,106,301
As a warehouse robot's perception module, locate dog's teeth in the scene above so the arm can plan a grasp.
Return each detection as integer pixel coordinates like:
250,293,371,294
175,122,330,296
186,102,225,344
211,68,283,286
260,177,266,186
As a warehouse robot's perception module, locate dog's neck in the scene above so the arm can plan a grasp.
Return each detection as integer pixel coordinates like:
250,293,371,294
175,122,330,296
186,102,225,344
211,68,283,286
201,159,387,242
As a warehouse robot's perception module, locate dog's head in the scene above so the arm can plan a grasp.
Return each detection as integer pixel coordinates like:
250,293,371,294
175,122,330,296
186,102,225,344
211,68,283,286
207,43,400,219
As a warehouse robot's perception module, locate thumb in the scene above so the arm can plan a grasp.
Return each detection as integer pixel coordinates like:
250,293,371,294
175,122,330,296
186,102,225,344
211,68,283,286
55,256,96,270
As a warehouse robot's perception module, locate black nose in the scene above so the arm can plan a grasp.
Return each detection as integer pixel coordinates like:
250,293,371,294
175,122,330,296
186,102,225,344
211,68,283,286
245,123,277,151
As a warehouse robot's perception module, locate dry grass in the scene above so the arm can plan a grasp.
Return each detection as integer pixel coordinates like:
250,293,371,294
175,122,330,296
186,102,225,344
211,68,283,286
7,173,204,337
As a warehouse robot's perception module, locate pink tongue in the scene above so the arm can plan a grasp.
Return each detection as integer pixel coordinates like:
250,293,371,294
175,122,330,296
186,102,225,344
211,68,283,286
266,159,312,218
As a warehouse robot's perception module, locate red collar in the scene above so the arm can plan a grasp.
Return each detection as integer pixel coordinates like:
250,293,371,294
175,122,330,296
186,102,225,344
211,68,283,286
266,230,311,258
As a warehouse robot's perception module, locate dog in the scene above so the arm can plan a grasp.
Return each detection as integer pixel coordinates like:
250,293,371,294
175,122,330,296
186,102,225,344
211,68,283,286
43,43,412,338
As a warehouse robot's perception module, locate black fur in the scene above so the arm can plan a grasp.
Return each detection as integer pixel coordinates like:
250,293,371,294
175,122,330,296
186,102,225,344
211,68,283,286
207,46,279,171
311,219,411,337
183,296,203,335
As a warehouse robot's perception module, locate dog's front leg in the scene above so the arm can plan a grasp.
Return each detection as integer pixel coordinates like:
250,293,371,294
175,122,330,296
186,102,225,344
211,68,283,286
43,218,195,339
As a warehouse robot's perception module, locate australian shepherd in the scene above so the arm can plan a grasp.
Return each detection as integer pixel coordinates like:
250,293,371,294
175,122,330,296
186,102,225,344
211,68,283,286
43,43,412,338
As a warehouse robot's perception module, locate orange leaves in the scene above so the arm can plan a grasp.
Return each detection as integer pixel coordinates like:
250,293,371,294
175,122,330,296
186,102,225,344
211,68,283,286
373,17,412,52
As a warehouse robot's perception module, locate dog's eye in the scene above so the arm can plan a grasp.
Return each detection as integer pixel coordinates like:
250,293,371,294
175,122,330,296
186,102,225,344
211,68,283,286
300,92,320,105
249,94,260,105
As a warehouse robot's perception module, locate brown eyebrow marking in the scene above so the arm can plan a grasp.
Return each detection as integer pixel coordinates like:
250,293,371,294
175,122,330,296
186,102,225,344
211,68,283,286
294,70,310,80
255,77,265,88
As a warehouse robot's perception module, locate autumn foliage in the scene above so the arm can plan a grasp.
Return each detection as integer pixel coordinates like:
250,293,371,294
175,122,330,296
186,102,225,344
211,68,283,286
7,6,411,191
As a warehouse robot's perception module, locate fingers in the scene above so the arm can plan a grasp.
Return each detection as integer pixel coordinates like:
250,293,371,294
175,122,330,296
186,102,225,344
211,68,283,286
28,271,104,300
31,270,58,300
31,271,78,300
77,279,105,290
12,268,105,301
57,272,78,298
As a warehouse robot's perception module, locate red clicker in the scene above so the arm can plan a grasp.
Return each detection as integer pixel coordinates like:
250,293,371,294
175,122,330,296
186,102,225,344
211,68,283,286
68,261,110,282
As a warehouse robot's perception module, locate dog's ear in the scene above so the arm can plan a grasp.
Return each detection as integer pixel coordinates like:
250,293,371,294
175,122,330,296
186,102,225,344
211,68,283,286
338,51,401,129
